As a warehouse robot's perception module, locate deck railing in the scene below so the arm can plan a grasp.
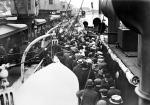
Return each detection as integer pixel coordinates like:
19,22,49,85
101,40,139,86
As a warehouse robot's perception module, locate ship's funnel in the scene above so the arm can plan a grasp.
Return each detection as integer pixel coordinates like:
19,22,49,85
111,0,150,103
100,0,115,18
111,0,150,34
14,62,79,105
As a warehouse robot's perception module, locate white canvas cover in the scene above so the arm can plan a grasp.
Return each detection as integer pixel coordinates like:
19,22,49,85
14,61,79,105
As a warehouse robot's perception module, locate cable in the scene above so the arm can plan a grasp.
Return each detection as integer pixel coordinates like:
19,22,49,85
8,48,46,68
77,0,85,17
0,49,40,58
65,0,72,14
8,40,55,69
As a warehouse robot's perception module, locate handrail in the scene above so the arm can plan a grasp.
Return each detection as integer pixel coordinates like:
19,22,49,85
101,40,139,86
20,23,62,83
20,18,76,83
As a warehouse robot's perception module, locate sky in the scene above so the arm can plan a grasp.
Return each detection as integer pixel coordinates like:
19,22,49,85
60,0,99,10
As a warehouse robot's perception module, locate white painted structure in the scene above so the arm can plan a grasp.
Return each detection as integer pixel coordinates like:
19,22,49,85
10,0,39,15
39,0,61,11
14,61,79,105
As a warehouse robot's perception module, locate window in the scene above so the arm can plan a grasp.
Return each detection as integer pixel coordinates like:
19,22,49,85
62,5,65,9
28,0,31,10
49,0,53,4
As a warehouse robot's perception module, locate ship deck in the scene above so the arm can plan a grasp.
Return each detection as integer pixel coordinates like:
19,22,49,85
108,44,141,78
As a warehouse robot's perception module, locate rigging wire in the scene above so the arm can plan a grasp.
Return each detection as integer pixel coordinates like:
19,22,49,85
8,48,46,68
0,49,40,58
65,0,72,13
8,40,53,69
60,0,85,42
76,0,85,18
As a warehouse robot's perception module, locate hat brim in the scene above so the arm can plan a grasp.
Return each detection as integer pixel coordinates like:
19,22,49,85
96,85,101,87
109,98,123,105
87,85,93,86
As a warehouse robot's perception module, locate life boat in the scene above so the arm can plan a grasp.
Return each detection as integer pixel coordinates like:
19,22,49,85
14,59,79,105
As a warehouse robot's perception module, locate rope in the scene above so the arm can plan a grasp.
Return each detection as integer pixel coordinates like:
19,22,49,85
65,0,72,14
8,47,48,69
77,0,85,17
0,49,40,58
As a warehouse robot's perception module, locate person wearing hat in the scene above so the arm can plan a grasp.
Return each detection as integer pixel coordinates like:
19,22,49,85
97,51,103,55
102,68,109,74
92,17,106,34
105,77,115,88
99,88,108,97
70,46,78,53
92,64,100,77
90,45,97,53
63,44,70,51
96,99,107,105
63,47,73,70
97,55,104,61
103,73,111,78
94,78,102,89
72,58,78,68
97,58,105,63
101,78,110,89
76,79,99,105
94,78,103,99
97,62,107,71
93,17,101,33
96,69,104,79
107,86,121,98
99,88,109,102
73,61,95,90
109,95,123,105
83,21,89,31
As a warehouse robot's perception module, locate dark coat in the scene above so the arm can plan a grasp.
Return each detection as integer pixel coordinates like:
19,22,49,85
76,88,99,105
107,88,121,98
73,64,95,90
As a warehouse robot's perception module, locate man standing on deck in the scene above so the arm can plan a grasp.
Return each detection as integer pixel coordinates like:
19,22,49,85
76,79,99,105
73,61,95,90
93,18,106,34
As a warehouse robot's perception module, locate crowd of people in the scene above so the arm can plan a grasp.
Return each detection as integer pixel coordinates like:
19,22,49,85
50,17,124,105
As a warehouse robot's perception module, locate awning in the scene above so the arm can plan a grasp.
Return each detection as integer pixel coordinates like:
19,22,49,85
0,24,28,39
34,19,46,26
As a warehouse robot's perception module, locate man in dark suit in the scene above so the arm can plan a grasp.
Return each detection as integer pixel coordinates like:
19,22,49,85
76,79,99,105
73,62,95,90
107,86,121,98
